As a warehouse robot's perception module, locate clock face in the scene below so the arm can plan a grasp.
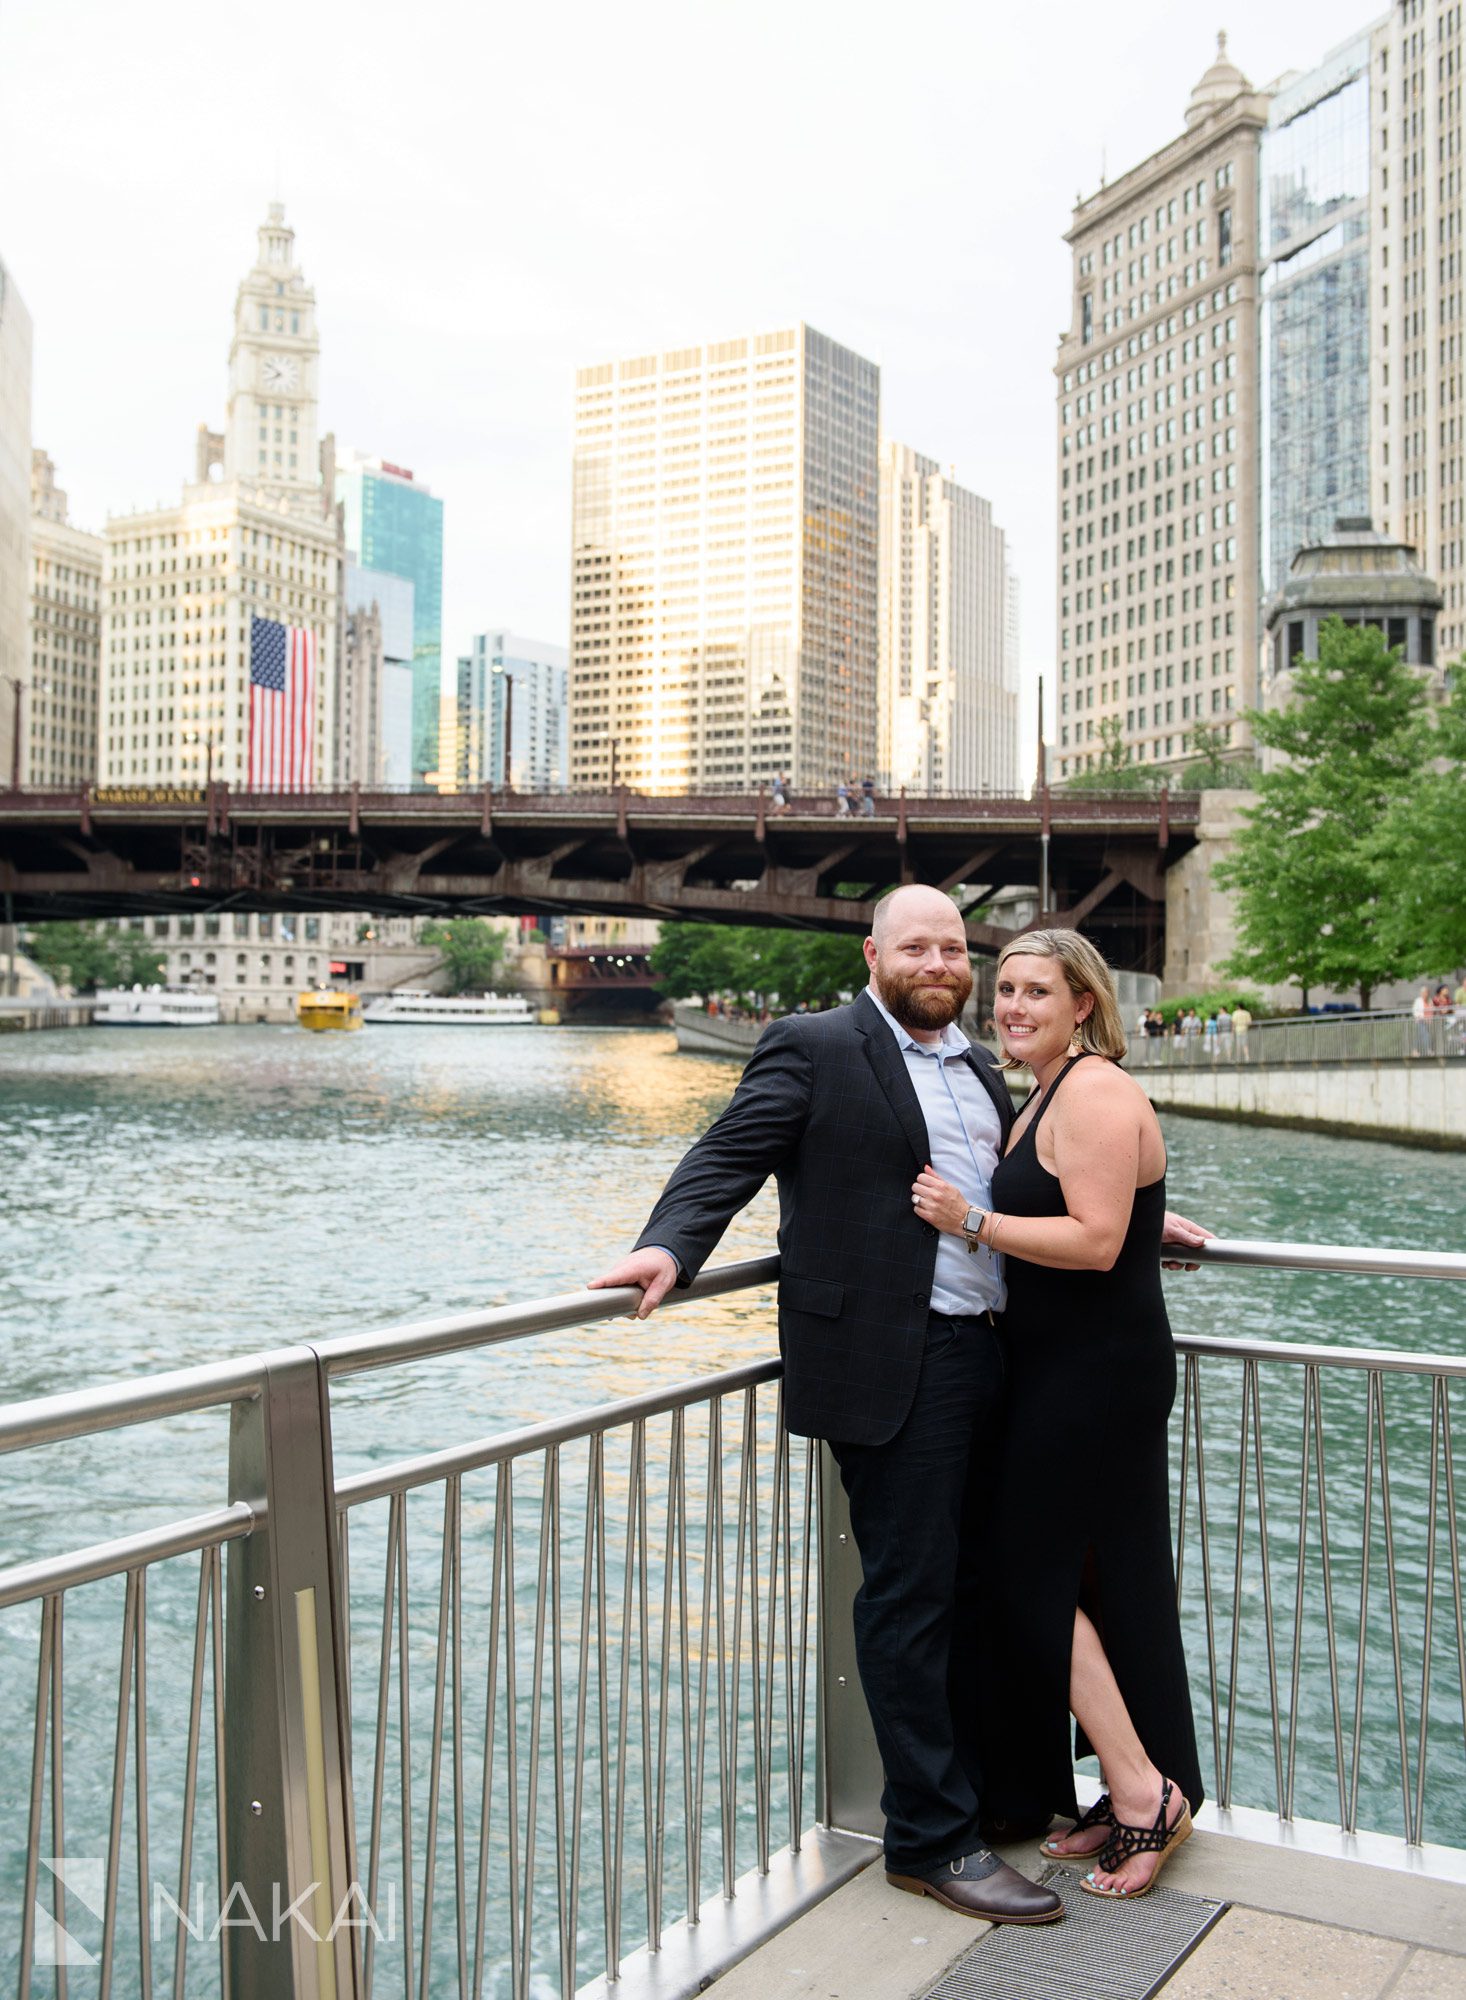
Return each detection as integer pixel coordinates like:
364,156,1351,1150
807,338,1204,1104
260,352,300,394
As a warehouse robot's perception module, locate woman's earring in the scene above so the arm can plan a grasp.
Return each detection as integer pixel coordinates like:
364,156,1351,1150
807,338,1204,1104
1068,1034,1085,1057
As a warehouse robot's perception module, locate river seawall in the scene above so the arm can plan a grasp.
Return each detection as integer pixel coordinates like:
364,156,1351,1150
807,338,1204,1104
1139,1058,1465,1150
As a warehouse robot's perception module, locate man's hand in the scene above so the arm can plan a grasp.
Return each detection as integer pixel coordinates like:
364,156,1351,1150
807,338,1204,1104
586,1248,679,1320
1160,1208,1214,1272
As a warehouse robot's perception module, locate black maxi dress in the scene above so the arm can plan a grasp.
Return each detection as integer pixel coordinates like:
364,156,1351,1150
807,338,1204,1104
983,1053,1204,1822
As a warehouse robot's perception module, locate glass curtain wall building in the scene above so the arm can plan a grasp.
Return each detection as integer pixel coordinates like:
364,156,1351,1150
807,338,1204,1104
1259,36,1372,600
335,454,444,789
456,631,569,792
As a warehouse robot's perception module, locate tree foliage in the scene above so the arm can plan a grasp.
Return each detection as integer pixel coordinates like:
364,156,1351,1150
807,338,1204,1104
1368,675,1466,976
1215,619,1431,1008
651,923,868,1010
419,918,512,994
25,921,169,992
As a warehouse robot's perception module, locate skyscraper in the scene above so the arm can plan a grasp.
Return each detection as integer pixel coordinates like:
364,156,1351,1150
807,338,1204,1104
877,442,1018,795
456,631,568,792
335,453,443,789
0,253,31,788
28,451,102,790
98,205,341,789
1057,39,1267,780
338,563,415,786
569,324,879,794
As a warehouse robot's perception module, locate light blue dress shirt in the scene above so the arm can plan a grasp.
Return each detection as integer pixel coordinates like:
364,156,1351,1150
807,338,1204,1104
865,985,1007,1317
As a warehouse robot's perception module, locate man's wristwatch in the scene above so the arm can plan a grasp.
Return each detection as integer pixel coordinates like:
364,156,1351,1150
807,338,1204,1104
962,1207,988,1253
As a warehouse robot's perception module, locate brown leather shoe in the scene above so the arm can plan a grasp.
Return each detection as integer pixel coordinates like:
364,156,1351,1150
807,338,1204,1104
887,1847,1064,1924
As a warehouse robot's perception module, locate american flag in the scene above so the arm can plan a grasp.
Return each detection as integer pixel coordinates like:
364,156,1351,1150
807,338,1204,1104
248,615,317,790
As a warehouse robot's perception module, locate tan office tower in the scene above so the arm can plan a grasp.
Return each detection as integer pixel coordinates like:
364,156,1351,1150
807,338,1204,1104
570,324,879,795
878,442,1018,795
1371,2,1465,657
0,254,31,789
1057,38,1268,780
28,452,102,789
99,205,340,788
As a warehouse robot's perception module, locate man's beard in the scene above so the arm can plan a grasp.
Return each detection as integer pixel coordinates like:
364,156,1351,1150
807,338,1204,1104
878,961,974,1034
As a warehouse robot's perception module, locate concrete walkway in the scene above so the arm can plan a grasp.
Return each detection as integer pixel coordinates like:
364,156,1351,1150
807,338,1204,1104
705,1825,1466,1999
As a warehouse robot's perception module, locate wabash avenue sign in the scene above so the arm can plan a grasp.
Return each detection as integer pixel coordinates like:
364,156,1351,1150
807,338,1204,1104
92,787,207,807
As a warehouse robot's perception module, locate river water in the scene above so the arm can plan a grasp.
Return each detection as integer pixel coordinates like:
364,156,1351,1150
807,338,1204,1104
1,1024,1463,1989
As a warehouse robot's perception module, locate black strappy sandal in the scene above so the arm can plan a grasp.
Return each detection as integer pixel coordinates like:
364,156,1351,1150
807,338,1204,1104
1078,1778,1192,1899
1040,1793,1114,1861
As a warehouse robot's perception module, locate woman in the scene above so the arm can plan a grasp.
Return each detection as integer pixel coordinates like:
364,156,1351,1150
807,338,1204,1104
912,927,1203,1900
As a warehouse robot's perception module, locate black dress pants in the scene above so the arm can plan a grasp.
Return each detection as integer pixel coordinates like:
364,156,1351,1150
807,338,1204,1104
828,1311,1006,1873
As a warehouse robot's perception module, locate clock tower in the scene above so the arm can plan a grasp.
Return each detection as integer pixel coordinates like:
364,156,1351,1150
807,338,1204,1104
223,202,321,500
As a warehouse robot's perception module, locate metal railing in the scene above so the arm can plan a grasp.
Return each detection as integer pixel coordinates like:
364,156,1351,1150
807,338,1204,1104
2,1240,1465,2000
1127,1007,1466,1068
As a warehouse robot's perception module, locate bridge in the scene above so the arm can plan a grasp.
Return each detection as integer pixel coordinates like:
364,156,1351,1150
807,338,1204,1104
0,784,1198,967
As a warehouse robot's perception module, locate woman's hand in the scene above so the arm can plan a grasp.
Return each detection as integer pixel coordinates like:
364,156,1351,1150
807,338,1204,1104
912,1166,970,1236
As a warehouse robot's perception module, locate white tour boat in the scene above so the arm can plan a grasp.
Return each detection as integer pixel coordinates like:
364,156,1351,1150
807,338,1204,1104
93,986,221,1027
360,989,537,1026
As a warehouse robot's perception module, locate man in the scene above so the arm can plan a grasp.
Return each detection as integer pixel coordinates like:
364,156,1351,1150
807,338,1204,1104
589,887,1207,1926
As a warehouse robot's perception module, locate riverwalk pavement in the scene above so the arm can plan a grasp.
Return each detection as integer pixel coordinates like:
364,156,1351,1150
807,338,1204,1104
703,1821,1466,1999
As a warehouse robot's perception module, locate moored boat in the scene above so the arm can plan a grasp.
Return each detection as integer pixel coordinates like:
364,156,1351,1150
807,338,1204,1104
93,986,220,1027
361,989,536,1025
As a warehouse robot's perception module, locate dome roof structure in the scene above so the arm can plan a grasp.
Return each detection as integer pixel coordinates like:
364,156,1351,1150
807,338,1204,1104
1185,31,1253,128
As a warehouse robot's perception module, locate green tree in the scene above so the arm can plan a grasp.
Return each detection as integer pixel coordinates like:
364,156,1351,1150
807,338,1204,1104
1183,721,1259,791
1215,618,1429,1008
1370,673,1466,975
651,922,866,1010
25,921,168,991
419,918,512,994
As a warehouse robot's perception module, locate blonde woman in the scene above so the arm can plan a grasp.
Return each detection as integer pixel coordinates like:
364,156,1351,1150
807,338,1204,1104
913,928,1203,1900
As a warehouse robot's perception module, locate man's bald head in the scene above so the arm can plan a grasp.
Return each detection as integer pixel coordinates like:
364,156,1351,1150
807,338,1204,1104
864,886,973,1039
870,884,967,952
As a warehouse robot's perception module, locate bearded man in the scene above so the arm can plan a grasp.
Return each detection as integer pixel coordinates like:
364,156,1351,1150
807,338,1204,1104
589,885,1205,1926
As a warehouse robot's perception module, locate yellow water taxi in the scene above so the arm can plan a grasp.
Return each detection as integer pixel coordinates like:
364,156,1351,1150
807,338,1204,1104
296,990,363,1032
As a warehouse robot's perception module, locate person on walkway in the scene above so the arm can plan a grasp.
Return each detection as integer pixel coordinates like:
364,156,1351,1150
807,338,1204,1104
588,887,1208,1927
1413,984,1433,1057
912,929,1204,1901
771,772,790,814
1215,1003,1234,1060
861,774,877,817
1231,1000,1253,1060
835,778,852,815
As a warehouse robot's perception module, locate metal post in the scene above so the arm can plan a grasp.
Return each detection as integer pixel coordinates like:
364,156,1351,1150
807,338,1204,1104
815,1446,883,1839
225,1349,360,1999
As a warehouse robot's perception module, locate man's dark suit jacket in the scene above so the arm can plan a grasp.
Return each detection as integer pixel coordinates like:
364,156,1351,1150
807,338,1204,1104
635,990,1016,1446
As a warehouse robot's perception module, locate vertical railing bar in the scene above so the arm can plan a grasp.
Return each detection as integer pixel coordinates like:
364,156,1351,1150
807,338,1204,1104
1413,1377,1444,1846
1283,1367,1314,1822
397,1491,418,2000
1310,1371,1348,1830
672,1408,694,1941
1248,1362,1286,1815
1439,1382,1466,1812
727,1387,757,1890
650,1412,681,1953
593,1432,614,1981
608,1420,642,1981
518,1450,555,1997
209,1544,231,2000
1373,1377,1415,1843
1187,1358,1224,1805
50,1592,70,2000
172,1552,212,2000
545,1448,571,2000
791,1432,814,1852
565,1435,599,1999
470,1464,507,2000
1221,1363,1253,1809
98,1568,139,2000
633,1418,655,1953
501,1464,523,2000
450,1477,467,2000
364,1495,401,2000
18,1591,56,2000
1347,1372,1379,1835
1174,1347,1194,1600
761,1392,786,1873
417,1477,458,2000
691,1398,722,1928
746,1389,768,1876
339,1508,354,1740
774,1389,798,1853
134,1568,153,2000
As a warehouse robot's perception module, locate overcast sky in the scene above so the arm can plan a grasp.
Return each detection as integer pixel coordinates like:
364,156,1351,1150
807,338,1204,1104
3,0,1360,771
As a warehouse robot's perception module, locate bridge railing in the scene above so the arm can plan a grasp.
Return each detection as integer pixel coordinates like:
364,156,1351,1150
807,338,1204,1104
1127,1007,1466,1068
4,1240,1465,1999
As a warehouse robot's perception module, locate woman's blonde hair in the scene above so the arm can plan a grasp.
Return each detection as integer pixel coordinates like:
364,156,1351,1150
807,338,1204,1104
995,928,1128,1066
